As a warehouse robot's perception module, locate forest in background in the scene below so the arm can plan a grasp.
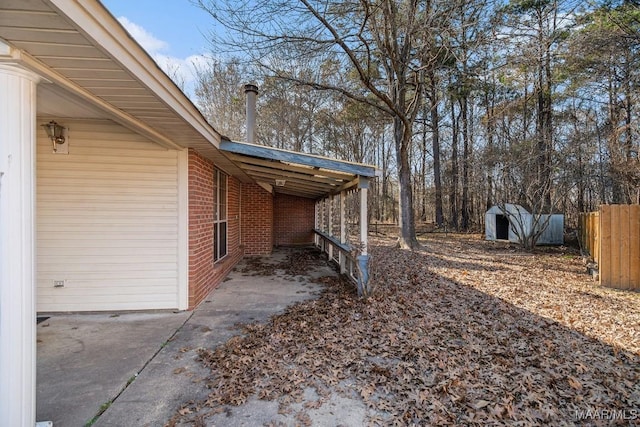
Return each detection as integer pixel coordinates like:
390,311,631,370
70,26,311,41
186,0,639,238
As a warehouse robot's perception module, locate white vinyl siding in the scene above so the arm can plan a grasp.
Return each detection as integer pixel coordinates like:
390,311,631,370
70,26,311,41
36,120,181,311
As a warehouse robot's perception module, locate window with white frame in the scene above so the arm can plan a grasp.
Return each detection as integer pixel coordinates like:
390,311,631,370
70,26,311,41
213,169,228,262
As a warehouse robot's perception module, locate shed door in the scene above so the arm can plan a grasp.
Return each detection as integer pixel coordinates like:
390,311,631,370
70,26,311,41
496,215,510,240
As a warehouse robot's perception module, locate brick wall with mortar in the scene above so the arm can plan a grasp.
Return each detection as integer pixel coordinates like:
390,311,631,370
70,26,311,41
188,151,318,307
188,149,242,309
274,193,315,246
241,183,274,255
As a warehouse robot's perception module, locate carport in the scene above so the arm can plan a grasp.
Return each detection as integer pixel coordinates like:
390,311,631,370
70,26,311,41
220,137,377,295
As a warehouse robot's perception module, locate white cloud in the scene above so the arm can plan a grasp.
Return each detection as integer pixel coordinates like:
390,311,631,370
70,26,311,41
116,16,205,99
153,53,210,96
117,16,168,54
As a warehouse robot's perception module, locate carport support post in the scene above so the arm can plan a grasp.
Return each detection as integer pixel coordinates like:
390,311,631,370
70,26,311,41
0,63,40,427
327,195,333,261
357,177,370,296
339,190,346,274
314,200,319,247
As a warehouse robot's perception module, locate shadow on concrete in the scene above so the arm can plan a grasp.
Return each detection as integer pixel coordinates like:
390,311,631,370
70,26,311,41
36,247,333,427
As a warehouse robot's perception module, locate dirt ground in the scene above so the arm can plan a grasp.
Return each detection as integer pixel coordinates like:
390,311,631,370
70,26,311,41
170,235,640,426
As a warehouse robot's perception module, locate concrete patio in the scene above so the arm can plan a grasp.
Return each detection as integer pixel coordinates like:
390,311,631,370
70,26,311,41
36,248,333,427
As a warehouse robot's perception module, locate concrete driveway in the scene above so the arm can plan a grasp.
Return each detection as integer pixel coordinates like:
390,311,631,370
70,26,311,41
36,248,330,427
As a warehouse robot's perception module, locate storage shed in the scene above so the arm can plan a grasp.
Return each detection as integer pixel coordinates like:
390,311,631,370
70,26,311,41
485,204,564,245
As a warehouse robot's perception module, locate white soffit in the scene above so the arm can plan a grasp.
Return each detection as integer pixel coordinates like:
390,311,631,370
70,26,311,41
0,0,247,178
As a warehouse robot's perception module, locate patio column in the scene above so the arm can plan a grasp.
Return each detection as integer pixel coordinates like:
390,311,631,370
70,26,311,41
339,190,346,274
357,177,370,295
359,178,368,255
0,62,40,427
314,200,319,247
327,195,333,260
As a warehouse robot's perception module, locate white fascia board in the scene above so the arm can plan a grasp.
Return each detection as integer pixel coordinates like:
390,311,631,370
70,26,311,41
47,0,220,146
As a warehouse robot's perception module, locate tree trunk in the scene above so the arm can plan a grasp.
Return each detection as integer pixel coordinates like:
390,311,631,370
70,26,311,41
543,36,553,210
623,56,633,203
573,103,585,213
461,95,470,230
429,72,444,227
450,99,459,230
394,115,419,249
484,89,495,211
421,103,429,222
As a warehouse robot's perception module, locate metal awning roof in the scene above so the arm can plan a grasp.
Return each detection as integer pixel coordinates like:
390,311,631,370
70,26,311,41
221,140,377,199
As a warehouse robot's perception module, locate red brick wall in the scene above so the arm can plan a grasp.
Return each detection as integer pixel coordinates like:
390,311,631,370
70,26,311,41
241,183,273,255
188,150,314,307
274,193,315,246
188,150,242,309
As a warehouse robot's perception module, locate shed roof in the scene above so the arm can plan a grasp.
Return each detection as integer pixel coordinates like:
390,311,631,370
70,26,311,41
486,204,530,216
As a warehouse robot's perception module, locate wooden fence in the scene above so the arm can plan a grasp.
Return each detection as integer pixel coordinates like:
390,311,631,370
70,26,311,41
578,211,600,264
579,205,640,291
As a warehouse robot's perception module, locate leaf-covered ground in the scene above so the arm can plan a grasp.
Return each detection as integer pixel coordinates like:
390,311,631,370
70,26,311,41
171,234,640,426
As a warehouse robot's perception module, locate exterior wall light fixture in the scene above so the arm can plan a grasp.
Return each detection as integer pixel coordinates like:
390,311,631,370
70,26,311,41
42,120,66,152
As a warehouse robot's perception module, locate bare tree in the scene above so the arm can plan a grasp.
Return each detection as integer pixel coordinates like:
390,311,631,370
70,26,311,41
195,0,455,249
191,0,637,236
565,1,640,204
193,57,250,140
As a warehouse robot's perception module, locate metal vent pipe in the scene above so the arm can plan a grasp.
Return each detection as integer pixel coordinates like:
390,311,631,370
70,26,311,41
244,83,258,144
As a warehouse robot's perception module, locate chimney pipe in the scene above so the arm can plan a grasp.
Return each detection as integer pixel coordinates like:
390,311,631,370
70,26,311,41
244,83,258,144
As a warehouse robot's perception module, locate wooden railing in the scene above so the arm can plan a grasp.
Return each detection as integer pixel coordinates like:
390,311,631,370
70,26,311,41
312,229,359,283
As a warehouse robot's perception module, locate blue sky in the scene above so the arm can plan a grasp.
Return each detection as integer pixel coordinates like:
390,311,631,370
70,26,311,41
101,0,215,97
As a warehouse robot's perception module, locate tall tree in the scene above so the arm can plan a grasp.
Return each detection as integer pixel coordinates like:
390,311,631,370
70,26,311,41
258,75,326,152
565,1,640,203
190,0,640,237
193,57,250,140
499,0,567,210
426,66,445,227
196,0,455,249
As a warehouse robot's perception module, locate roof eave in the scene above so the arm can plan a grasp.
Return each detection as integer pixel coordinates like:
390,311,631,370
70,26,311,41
220,139,378,199
46,0,220,147
220,139,378,178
